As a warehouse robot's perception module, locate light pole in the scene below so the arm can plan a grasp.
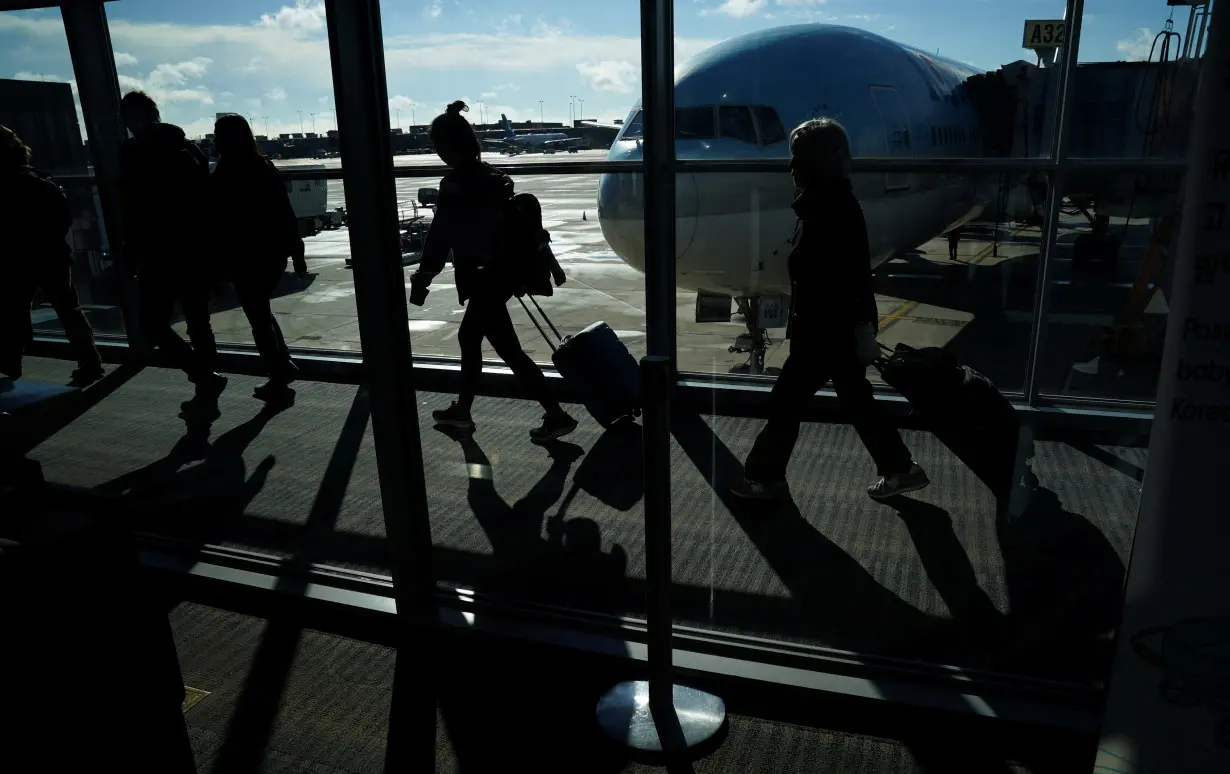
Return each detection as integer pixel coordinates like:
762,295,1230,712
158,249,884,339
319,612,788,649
297,109,304,135
262,116,269,136
395,108,400,130
539,100,544,128
577,98,584,122
569,95,576,126
310,112,317,134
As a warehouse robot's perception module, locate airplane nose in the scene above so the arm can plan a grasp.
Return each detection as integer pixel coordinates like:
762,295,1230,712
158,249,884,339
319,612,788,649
597,169,697,273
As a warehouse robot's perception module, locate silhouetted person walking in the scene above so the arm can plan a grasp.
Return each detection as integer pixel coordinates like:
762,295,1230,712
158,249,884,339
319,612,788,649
409,101,577,443
0,125,104,384
730,118,929,502
210,115,305,404
947,228,962,261
119,91,225,407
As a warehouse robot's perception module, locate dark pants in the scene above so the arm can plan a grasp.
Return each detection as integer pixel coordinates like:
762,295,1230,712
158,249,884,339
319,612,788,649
745,327,913,484
0,260,102,378
458,291,558,412
233,260,292,380
137,271,217,381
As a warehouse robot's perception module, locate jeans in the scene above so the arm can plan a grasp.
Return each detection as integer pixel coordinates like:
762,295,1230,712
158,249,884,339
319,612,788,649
457,290,558,413
0,260,102,377
137,270,217,381
744,326,913,483
233,260,292,380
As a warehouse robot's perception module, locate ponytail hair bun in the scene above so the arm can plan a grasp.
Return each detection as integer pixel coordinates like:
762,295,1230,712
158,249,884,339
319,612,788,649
446,100,469,116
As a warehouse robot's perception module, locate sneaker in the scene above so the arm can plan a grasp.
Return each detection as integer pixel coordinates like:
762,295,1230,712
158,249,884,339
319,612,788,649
868,463,930,501
530,410,578,443
729,476,791,502
192,372,229,397
70,365,105,385
253,380,295,404
432,402,475,432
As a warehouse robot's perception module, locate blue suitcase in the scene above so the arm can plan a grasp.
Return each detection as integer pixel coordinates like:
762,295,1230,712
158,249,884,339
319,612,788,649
518,296,641,428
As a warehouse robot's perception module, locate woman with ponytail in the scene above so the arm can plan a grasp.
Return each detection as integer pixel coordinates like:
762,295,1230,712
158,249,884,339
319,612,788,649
409,101,577,442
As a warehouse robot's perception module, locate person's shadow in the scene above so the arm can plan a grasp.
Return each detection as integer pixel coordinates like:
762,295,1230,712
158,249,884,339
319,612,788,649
98,398,291,540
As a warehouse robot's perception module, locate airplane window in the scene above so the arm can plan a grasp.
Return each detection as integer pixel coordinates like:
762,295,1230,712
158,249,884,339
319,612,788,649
751,105,787,145
617,107,716,140
676,106,716,139
718,105,757,144
620,110,644,140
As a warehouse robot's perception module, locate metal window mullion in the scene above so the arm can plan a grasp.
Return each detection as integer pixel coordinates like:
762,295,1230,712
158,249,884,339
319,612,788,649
59,0,143,348
640,0,676,361
1023,0,1085,405
323,0,434,616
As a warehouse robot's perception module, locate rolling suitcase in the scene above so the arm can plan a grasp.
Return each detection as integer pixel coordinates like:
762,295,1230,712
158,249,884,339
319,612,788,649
518,296,641,428
875,342,1031,501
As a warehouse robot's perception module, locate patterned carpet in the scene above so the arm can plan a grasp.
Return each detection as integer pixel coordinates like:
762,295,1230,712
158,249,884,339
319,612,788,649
17,356,1145,686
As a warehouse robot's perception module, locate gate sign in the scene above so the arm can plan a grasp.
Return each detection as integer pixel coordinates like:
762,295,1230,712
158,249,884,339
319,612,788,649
1022,19,1067,50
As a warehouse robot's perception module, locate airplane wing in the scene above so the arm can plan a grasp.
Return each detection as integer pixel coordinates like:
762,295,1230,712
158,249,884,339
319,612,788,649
580,120,624,130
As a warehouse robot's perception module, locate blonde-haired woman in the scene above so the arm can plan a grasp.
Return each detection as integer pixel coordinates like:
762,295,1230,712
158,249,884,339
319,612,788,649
731,118,929,502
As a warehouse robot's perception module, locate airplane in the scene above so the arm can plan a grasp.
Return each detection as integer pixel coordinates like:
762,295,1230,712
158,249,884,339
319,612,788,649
483,114,587,154
594,23,1003,374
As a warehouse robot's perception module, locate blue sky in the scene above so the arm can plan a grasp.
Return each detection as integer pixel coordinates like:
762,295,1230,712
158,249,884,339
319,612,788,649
0,0,1195,141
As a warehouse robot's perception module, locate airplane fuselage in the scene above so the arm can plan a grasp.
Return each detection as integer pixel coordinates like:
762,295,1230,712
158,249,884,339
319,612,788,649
596,24,995,298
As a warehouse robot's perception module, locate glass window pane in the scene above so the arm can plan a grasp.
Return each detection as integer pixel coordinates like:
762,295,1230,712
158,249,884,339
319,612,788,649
676,105,715,139
752,105,786,145
380,0,652,624
718,105,756,144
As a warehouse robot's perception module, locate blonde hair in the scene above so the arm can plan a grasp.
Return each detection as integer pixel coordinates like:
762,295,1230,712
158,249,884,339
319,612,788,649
789,117,852,180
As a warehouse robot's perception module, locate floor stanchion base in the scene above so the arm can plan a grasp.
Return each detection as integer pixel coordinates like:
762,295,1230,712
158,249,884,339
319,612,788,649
595,680,726,756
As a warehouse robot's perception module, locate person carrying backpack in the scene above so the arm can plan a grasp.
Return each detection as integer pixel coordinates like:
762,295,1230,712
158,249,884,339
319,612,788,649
119,91,225,408
408,100,576,442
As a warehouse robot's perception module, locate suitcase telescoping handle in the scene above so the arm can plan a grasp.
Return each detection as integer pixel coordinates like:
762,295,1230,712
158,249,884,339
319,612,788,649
517,295,564,353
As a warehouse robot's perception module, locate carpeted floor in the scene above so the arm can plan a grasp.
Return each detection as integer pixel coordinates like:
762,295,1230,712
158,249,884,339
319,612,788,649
170,601,1094,773
17,356,1145,685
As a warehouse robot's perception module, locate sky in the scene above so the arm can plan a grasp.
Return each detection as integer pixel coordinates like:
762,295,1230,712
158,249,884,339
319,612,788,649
0,0,1203,142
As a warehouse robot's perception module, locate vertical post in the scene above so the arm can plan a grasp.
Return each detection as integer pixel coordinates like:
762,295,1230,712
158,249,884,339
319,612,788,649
595,354,725,756
1095,6,1230,770
60,0,143,347
639,0,676,362
641,355,673,708
1022,0,1084,404
323,0,435,613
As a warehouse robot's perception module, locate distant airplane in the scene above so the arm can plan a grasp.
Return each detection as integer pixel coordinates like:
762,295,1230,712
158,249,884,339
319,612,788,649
595,23,998,373
483,114,586,154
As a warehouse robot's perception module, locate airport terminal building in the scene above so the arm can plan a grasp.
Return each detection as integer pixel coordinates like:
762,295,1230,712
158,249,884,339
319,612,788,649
2,0,1227,771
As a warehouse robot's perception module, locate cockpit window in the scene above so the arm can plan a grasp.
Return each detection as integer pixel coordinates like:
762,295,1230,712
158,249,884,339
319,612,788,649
751,105,787,145
718,105,757,144
675,106,715,139
619,106,717,140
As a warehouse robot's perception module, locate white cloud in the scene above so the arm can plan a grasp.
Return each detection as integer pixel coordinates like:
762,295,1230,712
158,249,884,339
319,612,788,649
424,1,443,19
318,94,332,104
245,98,262,110
496,14,522,33
265,87,287,101
146,57,212,88
114,52,139,68
221,90,235,98
115,58,215,106
576,60,640,93
388,95,418,112
480,91,497,99
701,0,767,18
776,0,828,5
259,1,326,35
530,18,563,37
1116,28,1154,62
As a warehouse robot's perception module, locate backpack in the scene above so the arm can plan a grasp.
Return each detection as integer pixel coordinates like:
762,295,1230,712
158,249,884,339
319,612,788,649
500,191,564,297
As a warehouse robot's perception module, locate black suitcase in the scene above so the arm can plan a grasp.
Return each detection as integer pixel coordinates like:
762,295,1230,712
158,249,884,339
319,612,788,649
518,296,641,428
875,343,1029,501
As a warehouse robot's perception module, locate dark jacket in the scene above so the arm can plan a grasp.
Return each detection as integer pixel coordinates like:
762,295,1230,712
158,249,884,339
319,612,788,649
787,180,879,335
209,154,303,277
1,165,73,268
119,122,209,274
417,160,514,304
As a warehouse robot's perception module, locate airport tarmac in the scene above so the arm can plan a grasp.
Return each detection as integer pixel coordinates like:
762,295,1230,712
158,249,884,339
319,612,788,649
174,150,1165,395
